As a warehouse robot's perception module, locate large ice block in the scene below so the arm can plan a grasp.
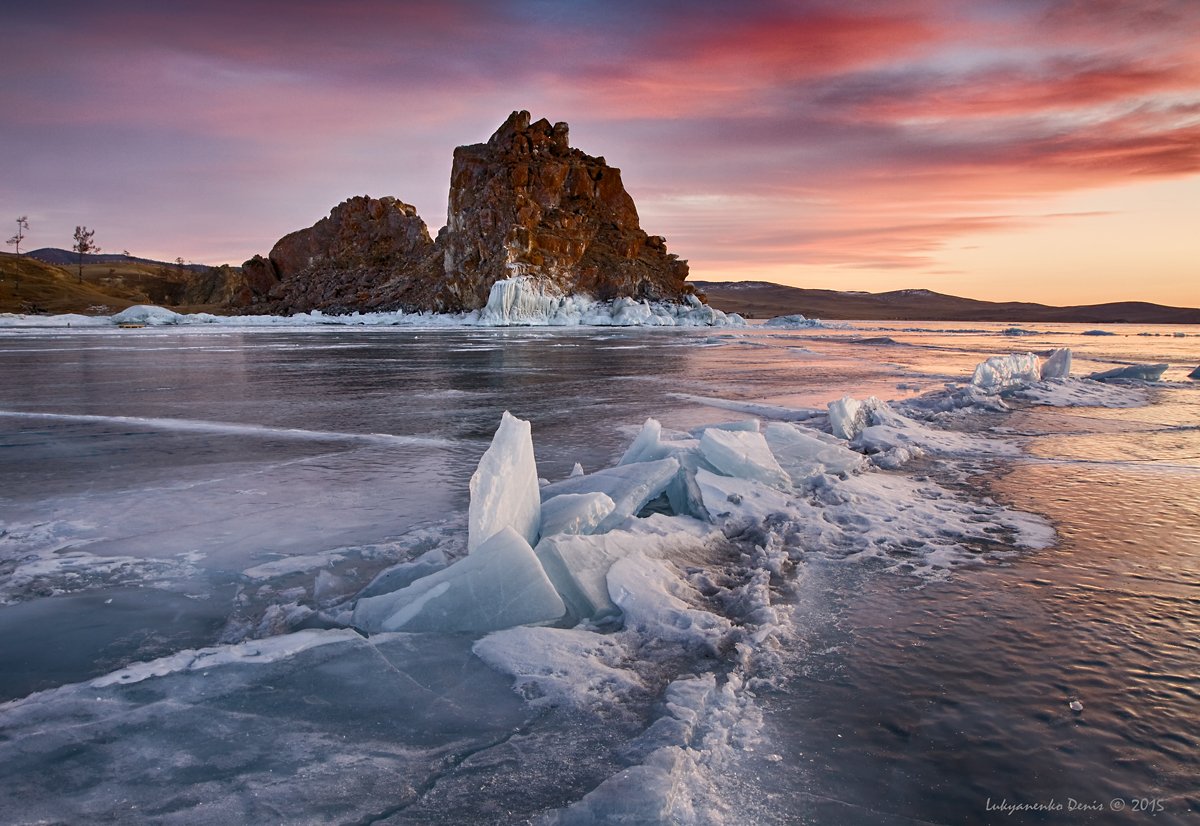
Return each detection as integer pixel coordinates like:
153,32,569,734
971,353,1042,390
698,428,791,490
468,411,541,552
539,457,680,533
535,516,718,622
351,527,565,633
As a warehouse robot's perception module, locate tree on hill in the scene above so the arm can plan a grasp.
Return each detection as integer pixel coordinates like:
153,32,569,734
6,216,29,256
73,226,99,284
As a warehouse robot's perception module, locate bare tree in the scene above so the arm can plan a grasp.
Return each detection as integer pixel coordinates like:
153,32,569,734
73,226,99,284
6,216,29,256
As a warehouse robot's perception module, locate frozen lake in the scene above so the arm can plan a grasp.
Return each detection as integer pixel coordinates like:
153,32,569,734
1,319,1197,824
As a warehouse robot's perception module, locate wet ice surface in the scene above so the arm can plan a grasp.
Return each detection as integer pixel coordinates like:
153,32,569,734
1,321,1198,823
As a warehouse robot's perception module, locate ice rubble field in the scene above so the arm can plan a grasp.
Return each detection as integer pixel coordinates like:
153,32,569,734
0,345,1191,823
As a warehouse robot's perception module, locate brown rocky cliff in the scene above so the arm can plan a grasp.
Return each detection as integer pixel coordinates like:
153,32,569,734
240,196,438,314
433,111,690,310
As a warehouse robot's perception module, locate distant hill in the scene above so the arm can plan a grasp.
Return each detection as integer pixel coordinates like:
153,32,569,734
27,248,212,273
694,281,1200,324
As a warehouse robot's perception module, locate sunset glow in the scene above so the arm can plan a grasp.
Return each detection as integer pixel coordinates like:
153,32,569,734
3,0,1198,305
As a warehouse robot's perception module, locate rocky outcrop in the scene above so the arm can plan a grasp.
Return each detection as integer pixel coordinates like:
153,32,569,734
240,196,440,314
238,112,695,314
431,111,691,310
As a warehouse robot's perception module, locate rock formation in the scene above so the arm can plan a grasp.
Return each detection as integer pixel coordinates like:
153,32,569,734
237,111,695,314
239,196,440,313
431,110,690,310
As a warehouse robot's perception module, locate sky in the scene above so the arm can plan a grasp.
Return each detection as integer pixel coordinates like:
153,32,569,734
3,0,1198,306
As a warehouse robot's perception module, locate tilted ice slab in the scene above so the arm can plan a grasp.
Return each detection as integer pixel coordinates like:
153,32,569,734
1040,348,1072,380
971,353,1042,391
762,421,866,482
1189,365,1200,379
617,418,720,519
468,410,541,551
540,491,617,537
1087,363,1170,382
698,427,791,490
351,526,564,633
535,515,719,622
540,457,681,533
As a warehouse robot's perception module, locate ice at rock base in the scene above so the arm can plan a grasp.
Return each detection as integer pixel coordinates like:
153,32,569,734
1088,363,1169,382
477,276,746,327
1,282,747,328
467,410,540,551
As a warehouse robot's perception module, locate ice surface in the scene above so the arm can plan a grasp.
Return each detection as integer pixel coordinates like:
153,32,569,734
110,304,185,325
698,427,791,490
1087,363,1169,382
971,353,1042,391
762,422,866,482
540,457,681,533
474,626,644,709
1039,347,1072,380
351,526,565,633
670,393,822,422
1014,379,1149,408
468,410,541,551
546,673,764,825
0,631,534,824
540,491,617,537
